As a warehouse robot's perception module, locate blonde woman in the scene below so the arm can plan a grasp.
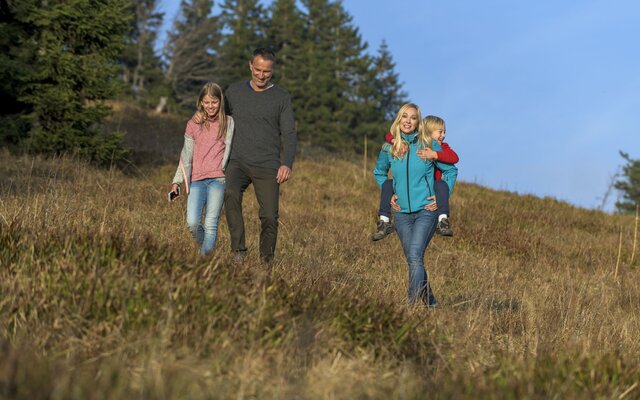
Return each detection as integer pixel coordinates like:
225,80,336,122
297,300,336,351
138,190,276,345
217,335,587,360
170,82,234,255
372,103,457,306
373,115,459,240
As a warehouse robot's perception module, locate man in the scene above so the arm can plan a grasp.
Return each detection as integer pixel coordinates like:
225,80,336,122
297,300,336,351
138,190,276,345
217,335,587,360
224,47,297,264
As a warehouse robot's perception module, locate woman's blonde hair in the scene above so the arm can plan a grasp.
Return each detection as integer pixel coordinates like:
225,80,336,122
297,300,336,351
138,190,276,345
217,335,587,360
424,115,445,134
387,103,430,158
196,82,226,138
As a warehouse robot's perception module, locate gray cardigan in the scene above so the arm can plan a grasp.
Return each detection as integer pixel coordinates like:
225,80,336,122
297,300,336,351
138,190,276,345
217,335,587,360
172,116,234,194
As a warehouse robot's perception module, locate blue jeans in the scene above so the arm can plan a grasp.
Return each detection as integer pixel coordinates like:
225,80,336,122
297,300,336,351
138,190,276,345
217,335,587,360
393,209,438,305
187,178,225,255
379,179,450,219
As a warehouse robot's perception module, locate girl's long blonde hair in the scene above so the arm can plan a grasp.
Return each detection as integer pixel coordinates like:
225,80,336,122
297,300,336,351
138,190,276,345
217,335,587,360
388,103,431,158
196,82,226,138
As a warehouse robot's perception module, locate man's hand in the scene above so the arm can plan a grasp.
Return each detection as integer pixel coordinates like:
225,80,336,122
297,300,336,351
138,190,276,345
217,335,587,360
276,165,292,184
424,196,437,211
192,111,205,124
417,148,438,161
391,194,400,211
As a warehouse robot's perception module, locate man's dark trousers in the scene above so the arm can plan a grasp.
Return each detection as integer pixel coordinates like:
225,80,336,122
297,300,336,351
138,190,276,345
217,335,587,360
224,159,279,262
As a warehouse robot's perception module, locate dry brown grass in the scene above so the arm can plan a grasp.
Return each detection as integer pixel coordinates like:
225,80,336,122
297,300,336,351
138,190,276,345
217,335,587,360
1,107,640,399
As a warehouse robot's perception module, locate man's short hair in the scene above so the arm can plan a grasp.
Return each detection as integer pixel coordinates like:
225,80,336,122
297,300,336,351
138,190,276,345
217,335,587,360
252,47,276,62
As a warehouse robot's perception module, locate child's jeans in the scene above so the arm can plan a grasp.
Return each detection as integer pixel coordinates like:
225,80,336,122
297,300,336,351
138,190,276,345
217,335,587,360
378,178,451,219
378,179,395,219
433,180,450,217
187,177,225,255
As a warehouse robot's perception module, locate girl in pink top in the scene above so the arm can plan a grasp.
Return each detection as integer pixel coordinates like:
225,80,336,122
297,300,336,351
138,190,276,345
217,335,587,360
170,82,234,255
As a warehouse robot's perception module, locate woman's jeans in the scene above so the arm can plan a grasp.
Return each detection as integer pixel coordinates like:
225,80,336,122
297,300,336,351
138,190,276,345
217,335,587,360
187,178,225,255
393,209,438,305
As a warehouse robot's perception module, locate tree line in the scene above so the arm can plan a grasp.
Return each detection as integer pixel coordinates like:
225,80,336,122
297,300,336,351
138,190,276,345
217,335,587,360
0,0,637,212
1,0,406,162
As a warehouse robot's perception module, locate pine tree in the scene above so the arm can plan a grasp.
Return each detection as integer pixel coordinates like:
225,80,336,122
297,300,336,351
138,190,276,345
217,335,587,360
0,0,131,164
297,0,375,150
354,40,408,149
346,51,383,149
265,0,305,88
297,0,343,148
328,0,371,147
0,0,31,146
164,0,218,108
347,40,408,154
215,0,267,87
119,0,165,105
615,151,640,213
373,40,407,122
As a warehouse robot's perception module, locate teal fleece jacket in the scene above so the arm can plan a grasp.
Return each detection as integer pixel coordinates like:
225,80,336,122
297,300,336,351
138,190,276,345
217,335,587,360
373,132,459,213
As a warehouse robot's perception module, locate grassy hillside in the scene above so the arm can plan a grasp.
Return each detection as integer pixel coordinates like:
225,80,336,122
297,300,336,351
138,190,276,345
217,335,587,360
1,106,639,399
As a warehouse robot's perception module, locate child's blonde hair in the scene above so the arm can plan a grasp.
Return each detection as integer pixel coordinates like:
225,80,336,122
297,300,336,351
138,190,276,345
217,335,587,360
424,115,445,134
388,103,431,158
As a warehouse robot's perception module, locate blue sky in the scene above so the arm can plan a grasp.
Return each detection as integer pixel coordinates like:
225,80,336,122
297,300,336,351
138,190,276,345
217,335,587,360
158,0,640,212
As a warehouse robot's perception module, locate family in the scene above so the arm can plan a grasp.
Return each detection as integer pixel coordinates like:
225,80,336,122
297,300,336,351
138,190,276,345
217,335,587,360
169,47,460,307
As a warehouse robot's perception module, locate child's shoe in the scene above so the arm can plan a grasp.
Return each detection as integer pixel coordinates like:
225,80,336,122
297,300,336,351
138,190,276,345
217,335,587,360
436,217,453,237
372,220,394,241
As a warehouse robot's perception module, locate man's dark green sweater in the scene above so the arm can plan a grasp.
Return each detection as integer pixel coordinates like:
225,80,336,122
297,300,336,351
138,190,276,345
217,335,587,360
226,81,297,170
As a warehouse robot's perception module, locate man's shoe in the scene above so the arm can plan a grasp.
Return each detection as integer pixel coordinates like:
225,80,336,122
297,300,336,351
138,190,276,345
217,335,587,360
435,217,453,237
372,220,394,241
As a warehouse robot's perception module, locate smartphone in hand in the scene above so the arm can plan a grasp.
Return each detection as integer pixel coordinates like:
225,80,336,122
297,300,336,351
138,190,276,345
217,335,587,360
168,186,180,202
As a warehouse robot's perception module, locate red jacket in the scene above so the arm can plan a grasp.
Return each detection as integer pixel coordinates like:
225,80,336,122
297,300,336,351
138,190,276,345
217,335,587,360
384,132,459,181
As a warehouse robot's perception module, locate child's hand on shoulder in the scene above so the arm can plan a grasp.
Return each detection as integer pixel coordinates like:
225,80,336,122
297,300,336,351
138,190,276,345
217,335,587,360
417,148,437,161
397,144,407,158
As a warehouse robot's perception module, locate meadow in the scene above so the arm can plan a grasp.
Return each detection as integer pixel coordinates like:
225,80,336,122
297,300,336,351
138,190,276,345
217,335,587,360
1,105,639,399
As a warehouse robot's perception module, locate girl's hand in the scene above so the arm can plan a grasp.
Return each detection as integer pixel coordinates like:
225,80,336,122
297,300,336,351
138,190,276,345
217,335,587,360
168,183,180,202
417,148,438,161
424,196,437,211
390,194,401,211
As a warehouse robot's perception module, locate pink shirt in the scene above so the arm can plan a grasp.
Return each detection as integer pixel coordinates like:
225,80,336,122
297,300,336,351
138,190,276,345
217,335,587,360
185,118,225,181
